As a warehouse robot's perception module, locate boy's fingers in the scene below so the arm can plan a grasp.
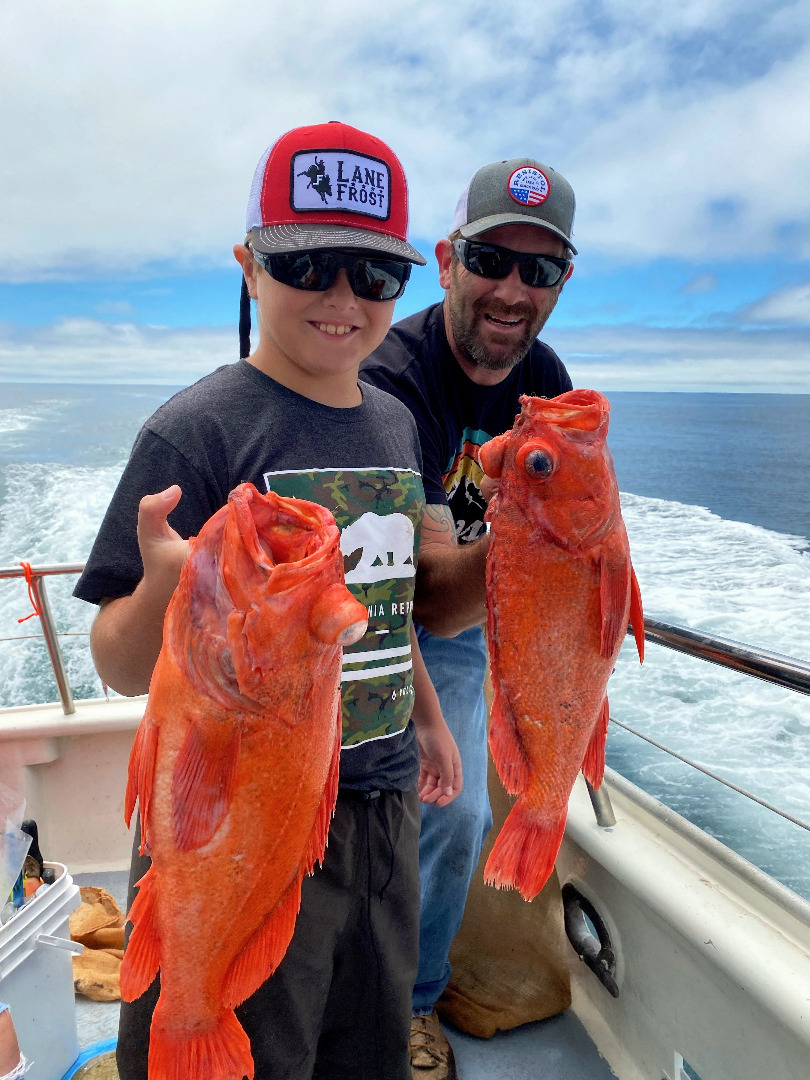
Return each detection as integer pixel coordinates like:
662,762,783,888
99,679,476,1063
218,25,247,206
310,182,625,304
138,486,183,540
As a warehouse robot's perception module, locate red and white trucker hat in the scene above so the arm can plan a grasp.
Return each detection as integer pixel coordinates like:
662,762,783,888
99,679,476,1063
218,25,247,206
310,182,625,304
246,121,426,265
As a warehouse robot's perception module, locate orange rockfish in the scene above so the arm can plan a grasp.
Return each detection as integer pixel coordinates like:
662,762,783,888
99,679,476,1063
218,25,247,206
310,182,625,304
120,483,368,1080
480,391,644,901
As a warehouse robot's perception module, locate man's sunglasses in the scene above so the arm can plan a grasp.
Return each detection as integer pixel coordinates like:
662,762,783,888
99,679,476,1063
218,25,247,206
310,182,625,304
453,238,571,289
252,249,411,302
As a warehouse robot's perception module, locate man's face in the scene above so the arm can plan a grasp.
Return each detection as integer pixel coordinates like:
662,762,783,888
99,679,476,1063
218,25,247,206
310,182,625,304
437,224,571,375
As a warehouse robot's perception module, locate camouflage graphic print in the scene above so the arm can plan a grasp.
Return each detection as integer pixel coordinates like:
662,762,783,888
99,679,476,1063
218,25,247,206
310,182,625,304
264,468,424,747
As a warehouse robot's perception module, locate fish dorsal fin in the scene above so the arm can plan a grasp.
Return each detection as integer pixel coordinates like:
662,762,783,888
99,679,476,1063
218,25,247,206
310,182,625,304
120,866,160,1003
599,553,631,659
221,882,302,1008
629,564,645,663
171,716,242,852
581,697,610,789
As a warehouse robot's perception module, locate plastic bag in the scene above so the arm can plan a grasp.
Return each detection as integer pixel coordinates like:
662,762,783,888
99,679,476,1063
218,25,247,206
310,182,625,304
0,784,32,914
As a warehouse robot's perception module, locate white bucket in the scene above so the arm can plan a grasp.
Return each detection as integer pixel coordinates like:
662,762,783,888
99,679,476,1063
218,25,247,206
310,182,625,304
0,863,82,1080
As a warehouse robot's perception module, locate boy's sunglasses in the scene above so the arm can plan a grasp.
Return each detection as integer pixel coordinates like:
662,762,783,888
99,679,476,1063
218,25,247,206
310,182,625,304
453,238,572,289
252,249,411,302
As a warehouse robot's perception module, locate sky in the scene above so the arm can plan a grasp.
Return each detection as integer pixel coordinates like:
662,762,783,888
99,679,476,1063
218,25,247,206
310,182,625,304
1,0,809,391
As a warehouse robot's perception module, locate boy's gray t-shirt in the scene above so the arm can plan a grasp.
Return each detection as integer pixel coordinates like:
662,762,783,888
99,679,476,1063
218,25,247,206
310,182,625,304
75,360,425,790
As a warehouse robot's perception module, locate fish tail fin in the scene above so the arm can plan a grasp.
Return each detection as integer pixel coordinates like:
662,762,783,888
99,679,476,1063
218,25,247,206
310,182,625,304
147,999,254,1080
120,866,160,1002
581,697,610,789
484,800,566,902
488,692,532,795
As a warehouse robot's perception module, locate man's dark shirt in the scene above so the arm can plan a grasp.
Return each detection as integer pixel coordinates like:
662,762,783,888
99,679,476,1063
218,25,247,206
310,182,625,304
360,302,573,544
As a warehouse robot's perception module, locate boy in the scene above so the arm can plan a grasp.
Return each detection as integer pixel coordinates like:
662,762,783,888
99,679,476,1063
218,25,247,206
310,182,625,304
74,121,461,1080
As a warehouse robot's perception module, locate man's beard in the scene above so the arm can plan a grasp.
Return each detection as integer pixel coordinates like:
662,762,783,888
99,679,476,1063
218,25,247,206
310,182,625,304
447,294,549,372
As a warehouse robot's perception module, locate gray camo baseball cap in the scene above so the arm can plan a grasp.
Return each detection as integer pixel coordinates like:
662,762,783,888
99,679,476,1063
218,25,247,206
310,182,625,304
451,157,577,254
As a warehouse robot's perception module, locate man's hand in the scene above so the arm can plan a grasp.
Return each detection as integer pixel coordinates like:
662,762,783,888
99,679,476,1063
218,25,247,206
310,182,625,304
414,502,489,637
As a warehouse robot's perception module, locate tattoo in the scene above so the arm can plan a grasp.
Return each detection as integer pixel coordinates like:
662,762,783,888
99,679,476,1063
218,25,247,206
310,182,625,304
422,503,458,546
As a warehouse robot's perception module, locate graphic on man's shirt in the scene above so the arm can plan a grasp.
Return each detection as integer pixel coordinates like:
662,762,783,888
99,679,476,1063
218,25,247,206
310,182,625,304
340,512,415,583
263,467,423,747
443,427,492,544
290,150,391,220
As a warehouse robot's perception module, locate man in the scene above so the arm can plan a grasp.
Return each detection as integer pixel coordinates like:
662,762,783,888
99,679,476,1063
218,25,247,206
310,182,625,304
360,157,576,1080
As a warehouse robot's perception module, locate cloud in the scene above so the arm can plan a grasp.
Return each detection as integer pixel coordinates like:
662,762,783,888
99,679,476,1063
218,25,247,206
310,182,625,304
2,316,807,393
541,322,810,392
739,282,810,324
680,274,718,294
2,1,810,280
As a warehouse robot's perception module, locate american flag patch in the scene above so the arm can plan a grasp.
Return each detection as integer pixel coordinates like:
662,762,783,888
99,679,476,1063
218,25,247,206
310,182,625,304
508,166,550,207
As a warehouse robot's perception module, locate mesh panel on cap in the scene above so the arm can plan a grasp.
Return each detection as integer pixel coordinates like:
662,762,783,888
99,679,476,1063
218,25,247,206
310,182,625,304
245,144,274,233
451,182,470,234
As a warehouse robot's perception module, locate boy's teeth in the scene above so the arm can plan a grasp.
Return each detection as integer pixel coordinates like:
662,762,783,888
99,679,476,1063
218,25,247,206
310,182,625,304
318,323,352,335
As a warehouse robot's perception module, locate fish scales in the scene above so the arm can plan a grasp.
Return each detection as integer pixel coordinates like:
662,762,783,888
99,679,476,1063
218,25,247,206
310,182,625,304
120,483,368,1080
481,390,644,902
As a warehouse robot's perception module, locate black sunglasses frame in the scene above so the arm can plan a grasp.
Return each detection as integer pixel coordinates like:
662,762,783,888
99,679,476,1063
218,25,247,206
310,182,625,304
252,248,411,302
453,238,572,289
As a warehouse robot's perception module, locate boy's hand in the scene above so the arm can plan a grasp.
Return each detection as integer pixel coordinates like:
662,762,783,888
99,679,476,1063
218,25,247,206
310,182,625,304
137,485,190,593
416,719,463,807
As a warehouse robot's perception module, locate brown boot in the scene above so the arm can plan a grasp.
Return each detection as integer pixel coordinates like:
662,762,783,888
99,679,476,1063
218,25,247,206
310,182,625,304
409,1011,459,1080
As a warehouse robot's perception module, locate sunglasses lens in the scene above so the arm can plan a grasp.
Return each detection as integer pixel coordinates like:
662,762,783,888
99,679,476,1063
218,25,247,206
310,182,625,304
519,258,568,288
352,258,411,301
268,252,338,291
461,244,513,280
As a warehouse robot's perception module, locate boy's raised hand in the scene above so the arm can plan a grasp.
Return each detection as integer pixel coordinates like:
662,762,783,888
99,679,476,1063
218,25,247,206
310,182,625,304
137,485,190,594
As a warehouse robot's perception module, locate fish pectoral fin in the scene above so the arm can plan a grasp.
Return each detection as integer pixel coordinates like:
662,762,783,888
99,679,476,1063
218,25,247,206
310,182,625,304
222,882,302,1008
125,714,158,852
172,717,241,852
630,564,645,663
599,554,631,659
488,692,532,796
581,697,609,789
120,866,160,1002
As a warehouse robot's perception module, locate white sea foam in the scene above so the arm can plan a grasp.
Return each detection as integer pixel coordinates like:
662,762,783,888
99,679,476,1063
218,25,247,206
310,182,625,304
609,492,810,896
0,460,126,708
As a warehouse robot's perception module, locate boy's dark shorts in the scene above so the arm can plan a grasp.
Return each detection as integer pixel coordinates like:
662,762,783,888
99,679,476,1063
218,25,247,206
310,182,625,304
117,786,420,1080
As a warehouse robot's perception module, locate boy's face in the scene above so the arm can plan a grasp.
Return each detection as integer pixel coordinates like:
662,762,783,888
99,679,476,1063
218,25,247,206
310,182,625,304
235,245,395,391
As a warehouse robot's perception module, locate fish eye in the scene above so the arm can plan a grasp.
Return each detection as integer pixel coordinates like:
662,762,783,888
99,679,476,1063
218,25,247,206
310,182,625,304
524,448,555,479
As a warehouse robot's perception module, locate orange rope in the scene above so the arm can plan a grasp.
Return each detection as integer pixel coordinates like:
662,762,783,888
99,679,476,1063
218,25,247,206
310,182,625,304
17,561,42,624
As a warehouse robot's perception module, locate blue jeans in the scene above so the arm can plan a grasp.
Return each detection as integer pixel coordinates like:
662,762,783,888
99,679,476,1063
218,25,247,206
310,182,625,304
412,623,492,1015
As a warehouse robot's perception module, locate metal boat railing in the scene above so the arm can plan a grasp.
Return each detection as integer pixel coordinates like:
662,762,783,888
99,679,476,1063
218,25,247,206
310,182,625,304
2,560,810,835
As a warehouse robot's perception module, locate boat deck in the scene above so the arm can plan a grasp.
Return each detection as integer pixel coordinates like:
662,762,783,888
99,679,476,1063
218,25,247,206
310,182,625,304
73,871,616,1079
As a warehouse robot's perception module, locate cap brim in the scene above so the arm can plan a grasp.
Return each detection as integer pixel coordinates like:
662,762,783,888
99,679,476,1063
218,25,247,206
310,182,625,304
459,214,577,255
250,224,426,265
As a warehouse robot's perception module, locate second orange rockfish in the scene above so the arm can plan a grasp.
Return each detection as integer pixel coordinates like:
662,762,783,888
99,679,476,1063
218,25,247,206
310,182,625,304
120,483,368,1080
480,390,644,901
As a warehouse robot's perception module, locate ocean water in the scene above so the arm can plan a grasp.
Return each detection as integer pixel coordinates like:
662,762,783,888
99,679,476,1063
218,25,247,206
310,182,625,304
1,384,809,898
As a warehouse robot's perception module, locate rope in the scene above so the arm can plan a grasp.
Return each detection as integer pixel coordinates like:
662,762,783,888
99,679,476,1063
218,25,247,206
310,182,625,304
609,716,810,833
16,561,41,624
0,633,90,643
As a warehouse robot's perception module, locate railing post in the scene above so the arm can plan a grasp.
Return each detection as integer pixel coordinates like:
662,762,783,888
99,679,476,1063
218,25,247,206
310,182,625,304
29,575,75,716
586,780,616,828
